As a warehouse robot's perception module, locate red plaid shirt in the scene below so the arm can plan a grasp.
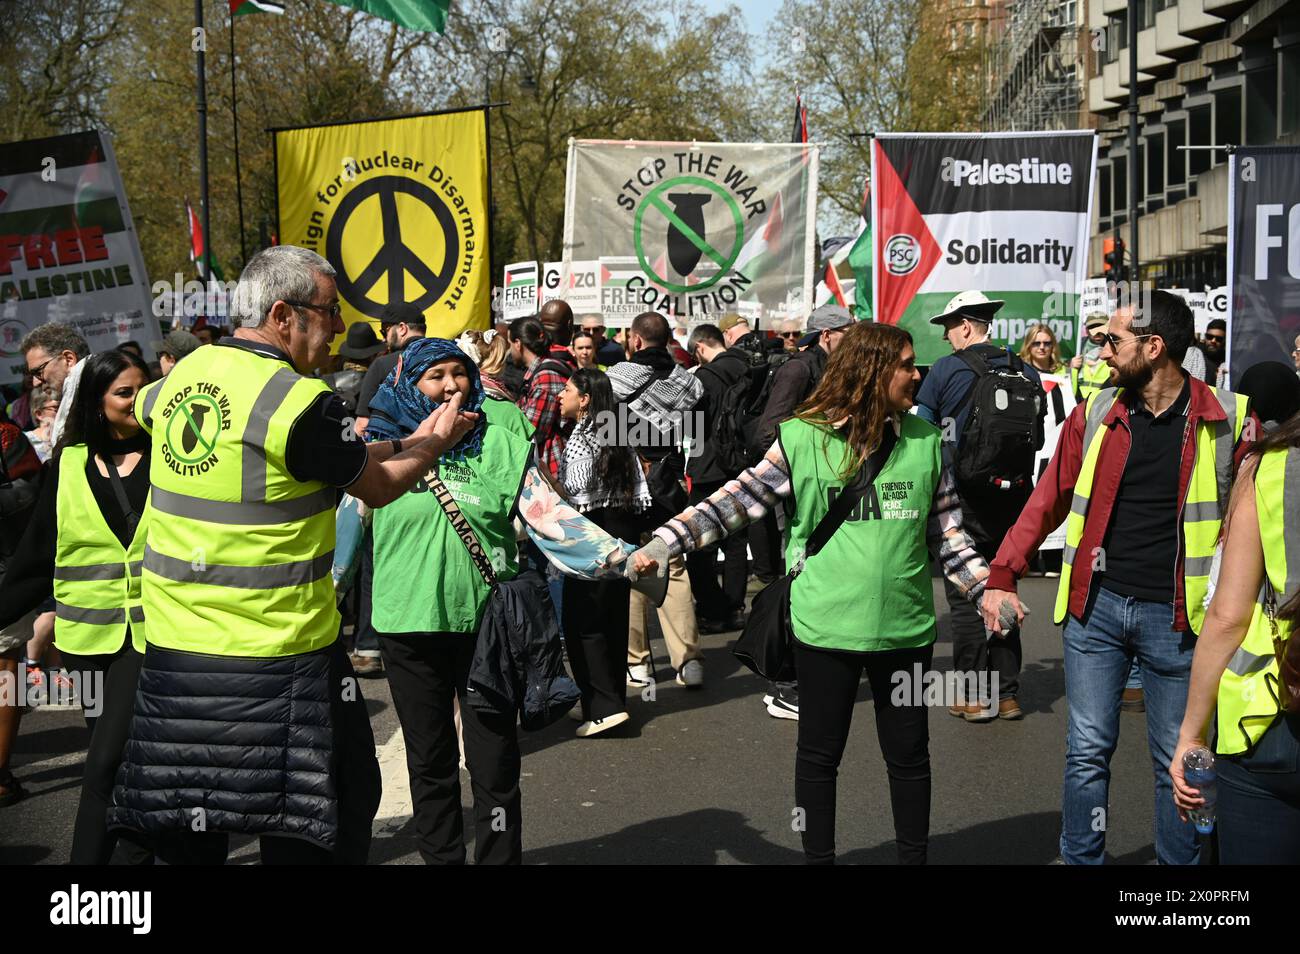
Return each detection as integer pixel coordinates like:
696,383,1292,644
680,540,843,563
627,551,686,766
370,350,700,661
518,355,569,477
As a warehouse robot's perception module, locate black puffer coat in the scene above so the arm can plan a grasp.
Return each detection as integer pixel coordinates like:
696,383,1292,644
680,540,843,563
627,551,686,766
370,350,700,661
109,642,341,848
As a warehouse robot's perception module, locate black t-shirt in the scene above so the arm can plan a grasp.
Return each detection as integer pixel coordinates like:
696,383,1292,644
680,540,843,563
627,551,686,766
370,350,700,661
215,339,368,489
1098,377,1192,603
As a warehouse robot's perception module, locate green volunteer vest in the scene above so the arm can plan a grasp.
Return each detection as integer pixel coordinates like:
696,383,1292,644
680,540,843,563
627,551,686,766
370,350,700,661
780,415,942,653
1216,446,1299,755
1071,361,1111,402
134,343,338,657
53,444,149,655
371,419,534,634
1055,384,1249,635
481,394,535,441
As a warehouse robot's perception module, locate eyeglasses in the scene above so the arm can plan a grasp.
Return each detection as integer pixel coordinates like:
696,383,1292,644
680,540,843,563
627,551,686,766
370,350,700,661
283,299,342,321
25,356,54,382
780,332,801,339
1099,332,1156,351
1031,341,1053,348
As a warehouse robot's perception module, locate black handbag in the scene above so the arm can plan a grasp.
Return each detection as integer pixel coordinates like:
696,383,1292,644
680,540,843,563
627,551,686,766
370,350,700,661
732,426,898,681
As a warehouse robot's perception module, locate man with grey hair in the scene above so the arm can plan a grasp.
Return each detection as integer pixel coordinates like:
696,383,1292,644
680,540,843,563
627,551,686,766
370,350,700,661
109,245,479,864
21,322,90,446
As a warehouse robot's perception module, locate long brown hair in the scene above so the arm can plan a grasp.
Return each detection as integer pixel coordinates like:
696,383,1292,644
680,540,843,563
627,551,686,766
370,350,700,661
796,322,912,480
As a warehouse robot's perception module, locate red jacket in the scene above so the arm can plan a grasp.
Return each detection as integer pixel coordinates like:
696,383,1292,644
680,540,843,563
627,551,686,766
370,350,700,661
987,375,1256,632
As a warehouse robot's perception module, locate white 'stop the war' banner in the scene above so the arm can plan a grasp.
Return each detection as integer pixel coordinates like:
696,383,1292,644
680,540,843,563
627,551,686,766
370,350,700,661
563,140,818,326
871,131,1097,366
0,130,155,384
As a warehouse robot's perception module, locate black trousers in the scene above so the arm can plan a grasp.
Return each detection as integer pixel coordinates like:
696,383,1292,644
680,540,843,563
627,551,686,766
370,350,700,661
151,639,381,865
685,480,749,619
793,639,933,865
563,575,631,721
943,500,1023,700
748,510,783,581
379,632,522,865
58,642,153,865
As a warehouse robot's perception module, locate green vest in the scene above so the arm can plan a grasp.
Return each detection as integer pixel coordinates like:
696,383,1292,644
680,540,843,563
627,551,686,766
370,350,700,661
134,343,338,657
53,445,149,655
482,395,535,441
371,419,534,634
1071,361,1111,401
1055,384,1250,635
1216,446,1299,754
780,415,942,653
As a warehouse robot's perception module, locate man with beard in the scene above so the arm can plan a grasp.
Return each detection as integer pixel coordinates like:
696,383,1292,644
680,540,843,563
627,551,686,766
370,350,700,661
1201,318,1227,386
979,290,1257,865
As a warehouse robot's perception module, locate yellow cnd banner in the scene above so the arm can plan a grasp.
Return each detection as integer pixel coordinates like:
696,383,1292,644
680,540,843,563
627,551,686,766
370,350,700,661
274,108,491,343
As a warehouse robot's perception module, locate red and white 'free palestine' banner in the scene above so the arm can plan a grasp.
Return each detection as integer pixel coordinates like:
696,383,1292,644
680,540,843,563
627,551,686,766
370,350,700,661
871,131,1097,366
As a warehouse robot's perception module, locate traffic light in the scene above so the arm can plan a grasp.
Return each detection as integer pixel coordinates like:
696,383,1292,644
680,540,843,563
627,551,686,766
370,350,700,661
1103,237,1127,282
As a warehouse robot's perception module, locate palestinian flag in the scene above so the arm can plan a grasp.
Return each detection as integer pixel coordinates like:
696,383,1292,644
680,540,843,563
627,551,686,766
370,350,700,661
734,190,783,290
844,181,872,319
323,0,449,32
824,260,847,308
230,0,285,13
186,198,224,282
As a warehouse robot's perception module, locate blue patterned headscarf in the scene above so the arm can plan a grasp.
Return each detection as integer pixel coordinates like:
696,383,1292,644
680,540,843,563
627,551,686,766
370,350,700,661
365,337,487,462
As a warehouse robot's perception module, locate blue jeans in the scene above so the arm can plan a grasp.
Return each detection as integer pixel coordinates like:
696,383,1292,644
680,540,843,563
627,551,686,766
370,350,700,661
1060,586,1199,865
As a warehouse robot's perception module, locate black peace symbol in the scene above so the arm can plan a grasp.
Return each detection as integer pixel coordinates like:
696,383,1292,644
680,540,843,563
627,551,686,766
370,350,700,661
326,175,459,319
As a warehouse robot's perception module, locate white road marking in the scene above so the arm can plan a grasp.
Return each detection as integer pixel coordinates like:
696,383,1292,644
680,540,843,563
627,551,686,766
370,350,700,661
372,726,411,838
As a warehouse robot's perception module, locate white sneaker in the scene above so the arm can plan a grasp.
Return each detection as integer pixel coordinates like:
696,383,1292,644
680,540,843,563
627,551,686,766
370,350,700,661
576,711,630,737
567,706,584,722
676,660,704,688
627,664,653,687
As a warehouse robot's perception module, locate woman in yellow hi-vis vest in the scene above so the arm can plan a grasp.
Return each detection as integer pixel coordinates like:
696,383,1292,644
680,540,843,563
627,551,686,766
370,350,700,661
1172,412,1300,862
0,349,153,864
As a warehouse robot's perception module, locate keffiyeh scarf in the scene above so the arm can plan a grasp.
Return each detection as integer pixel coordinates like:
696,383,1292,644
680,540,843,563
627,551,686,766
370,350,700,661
559,416,652,514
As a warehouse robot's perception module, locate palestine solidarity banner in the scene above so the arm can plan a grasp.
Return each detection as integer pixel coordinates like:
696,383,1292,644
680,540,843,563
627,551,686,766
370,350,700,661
0,130,155,385
1227,146,1300,388
275,108,490,341
563,140,817,326
871,132,1097,366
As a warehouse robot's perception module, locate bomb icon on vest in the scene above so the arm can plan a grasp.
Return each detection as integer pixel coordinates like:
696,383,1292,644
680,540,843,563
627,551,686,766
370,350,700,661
666,193,711,276
181,404,209,454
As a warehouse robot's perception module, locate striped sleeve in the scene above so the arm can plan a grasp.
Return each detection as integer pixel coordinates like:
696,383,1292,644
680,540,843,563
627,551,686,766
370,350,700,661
928,455,989,603
653,441,791,559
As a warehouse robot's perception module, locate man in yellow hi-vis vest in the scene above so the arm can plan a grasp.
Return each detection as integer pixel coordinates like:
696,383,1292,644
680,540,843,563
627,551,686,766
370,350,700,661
108,246,478,865
1070,313,1114,403
979,290,1257,865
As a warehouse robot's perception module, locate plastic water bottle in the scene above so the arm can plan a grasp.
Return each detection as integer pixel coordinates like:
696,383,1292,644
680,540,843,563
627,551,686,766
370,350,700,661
1182,747,1217,835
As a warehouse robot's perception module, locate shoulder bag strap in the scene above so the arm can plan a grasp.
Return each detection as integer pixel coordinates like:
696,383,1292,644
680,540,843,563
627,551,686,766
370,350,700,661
427,465,499,587
102,454,141,540
804,424,898,559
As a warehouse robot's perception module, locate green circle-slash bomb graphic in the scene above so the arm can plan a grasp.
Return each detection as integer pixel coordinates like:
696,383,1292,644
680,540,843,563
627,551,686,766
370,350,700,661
165,393,222,465
633,175,744,295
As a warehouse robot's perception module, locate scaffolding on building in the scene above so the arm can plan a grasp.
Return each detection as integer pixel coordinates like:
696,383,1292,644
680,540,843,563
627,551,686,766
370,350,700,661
984,0,1085,131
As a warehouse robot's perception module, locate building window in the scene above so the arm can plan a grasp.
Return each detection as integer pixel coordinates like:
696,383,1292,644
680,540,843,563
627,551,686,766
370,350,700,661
1166,118,1186,187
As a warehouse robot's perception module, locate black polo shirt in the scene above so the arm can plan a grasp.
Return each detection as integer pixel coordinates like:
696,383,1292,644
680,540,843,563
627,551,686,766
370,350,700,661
216,338,369,488
1098,375,1192,604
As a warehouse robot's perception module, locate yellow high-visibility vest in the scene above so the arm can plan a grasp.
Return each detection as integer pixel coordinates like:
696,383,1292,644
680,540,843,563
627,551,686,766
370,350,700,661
1216,445,1299,754
1054,384,1250,635
53,444,148,655
134,343,338,657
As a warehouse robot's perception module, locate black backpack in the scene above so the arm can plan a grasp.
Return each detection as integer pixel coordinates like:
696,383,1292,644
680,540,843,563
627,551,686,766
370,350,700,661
952,347,1043,496
712,344,790,474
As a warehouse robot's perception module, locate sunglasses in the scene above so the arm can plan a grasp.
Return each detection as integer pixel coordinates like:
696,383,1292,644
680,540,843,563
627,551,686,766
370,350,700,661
780,332,801,339
1100,332,1156,350
1204,334,1225,343
1031,340,1053,348
582,325,606,336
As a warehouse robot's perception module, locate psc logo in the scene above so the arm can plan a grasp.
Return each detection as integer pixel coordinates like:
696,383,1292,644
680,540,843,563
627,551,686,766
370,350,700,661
885,234,921,276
